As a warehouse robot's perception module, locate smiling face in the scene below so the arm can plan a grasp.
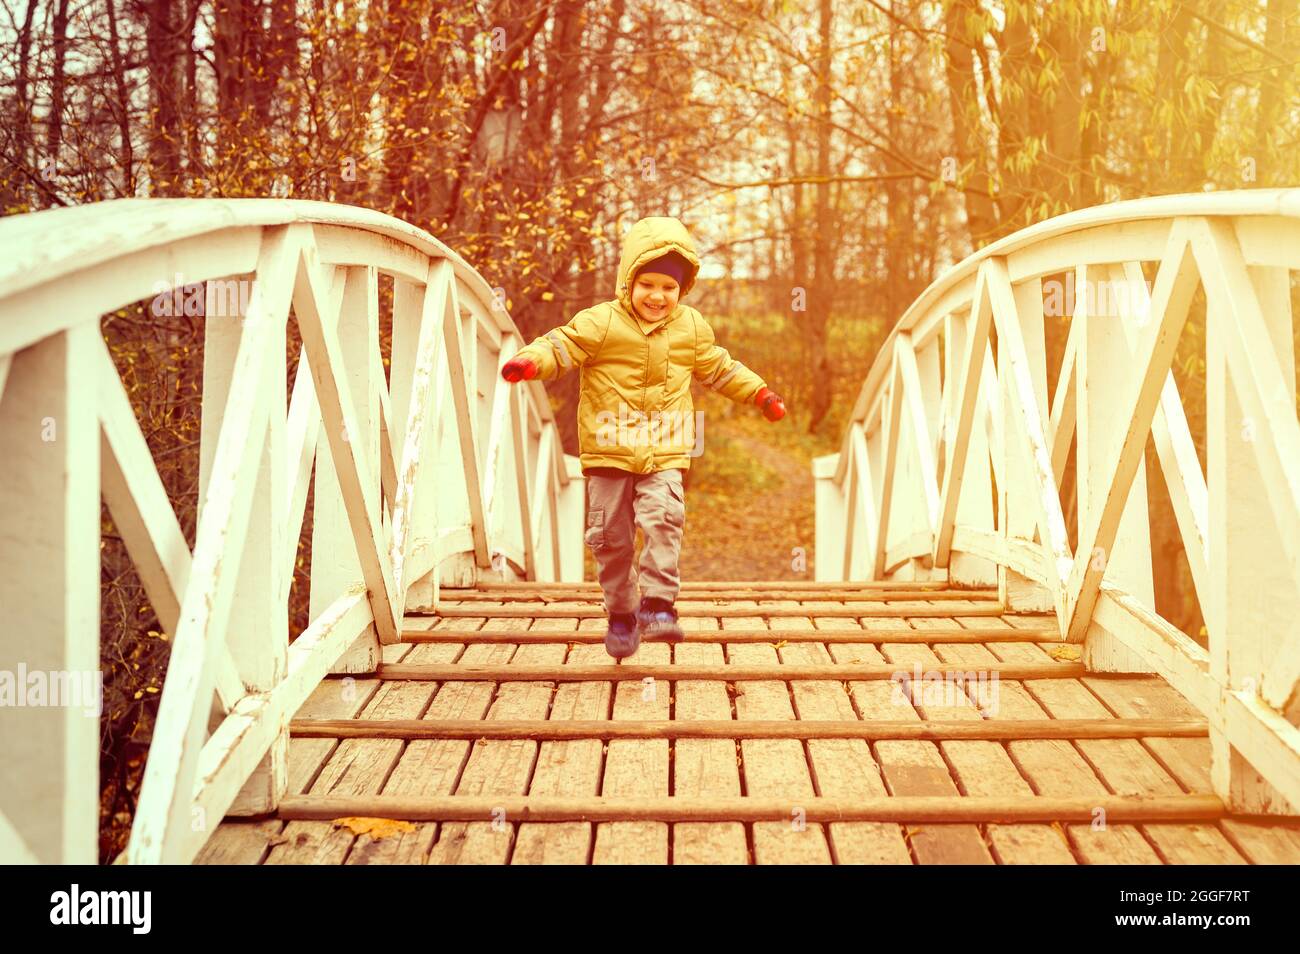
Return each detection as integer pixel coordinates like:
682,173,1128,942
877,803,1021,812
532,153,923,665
631,271,680,321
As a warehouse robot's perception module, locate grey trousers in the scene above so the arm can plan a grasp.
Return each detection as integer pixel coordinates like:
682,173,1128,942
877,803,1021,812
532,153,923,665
584,467,686,615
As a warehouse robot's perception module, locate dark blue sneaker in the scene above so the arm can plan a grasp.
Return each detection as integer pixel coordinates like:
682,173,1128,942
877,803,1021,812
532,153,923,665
604,611,640,659
636,597,685,642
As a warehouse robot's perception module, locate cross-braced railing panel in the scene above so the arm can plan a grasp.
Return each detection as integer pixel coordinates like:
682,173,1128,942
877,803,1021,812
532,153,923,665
814,189,1300,817
0,199,585,863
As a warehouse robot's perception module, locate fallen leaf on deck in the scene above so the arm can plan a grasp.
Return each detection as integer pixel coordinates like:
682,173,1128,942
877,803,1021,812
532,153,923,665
332,816,416,839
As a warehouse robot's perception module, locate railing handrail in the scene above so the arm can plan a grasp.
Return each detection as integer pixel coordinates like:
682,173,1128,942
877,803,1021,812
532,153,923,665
1,197,483,300
0,197,559,425
837,187,1300,485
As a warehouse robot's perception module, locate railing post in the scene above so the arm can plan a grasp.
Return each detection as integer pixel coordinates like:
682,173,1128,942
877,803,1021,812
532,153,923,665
391,274,448,607
999,278,1054,610
312,265,382,674
812,452,847,581
914,335,943,579
1075,262,1156,673
1206,261,1298,813
400,266,493,604
942,311,996,587
0,325,100,863
889,334,942,580
201,271,290,813
557,455,587,581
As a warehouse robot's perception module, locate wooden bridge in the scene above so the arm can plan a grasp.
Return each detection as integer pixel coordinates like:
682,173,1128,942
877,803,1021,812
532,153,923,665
1,193,1298,864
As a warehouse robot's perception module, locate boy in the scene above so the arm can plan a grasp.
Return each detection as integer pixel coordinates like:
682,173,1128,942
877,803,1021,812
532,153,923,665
501,216,786,658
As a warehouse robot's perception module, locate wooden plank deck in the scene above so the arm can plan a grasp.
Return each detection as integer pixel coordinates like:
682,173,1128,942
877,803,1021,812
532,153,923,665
196,586,1300,865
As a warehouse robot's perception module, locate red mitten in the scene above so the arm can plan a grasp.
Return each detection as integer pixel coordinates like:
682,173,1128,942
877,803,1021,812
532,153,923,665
501,356,538,382
754,386,786,422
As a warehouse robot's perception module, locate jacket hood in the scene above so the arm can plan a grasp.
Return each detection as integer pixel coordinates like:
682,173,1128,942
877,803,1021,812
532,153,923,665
615,216,701,319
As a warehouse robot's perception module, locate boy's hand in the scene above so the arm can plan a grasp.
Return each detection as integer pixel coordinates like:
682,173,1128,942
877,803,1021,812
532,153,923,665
501,356,538,382
754,386,786,422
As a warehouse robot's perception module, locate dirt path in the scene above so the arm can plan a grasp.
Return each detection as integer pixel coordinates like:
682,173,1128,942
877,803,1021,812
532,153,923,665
676,412,820,583
580,406,832,591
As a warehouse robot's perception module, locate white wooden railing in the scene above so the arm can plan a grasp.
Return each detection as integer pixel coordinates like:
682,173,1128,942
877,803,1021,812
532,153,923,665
815,189,1300,818
0,198,585,863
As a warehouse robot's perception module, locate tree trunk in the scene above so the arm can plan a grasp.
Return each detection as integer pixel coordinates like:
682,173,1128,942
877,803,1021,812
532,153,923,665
1154,0,1194,184
12,0,38,195
145,0,185,195
1254,0,1295,183
105,0,137,195
806,0,835,433
45,0,72,201
941,0,999,247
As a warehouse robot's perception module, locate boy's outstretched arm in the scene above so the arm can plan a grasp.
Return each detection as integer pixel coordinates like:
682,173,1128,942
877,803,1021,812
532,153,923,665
502,307,610,382
693,313,786,421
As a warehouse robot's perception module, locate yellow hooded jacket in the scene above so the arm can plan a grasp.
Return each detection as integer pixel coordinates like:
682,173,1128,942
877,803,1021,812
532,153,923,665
514,216,768,475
